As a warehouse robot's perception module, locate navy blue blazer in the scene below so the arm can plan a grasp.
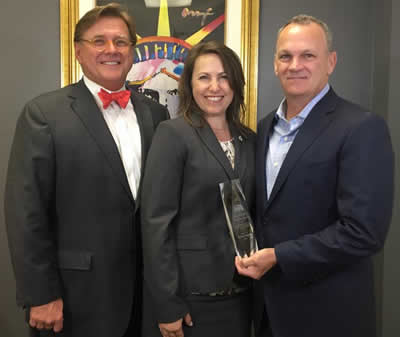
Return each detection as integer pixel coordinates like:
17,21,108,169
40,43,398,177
254,88,394,337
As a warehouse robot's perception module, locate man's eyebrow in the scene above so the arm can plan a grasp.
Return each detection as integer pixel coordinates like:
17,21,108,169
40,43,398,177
89,34,129,38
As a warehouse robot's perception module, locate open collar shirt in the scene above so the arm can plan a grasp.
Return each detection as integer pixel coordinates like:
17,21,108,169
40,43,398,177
266,84,330,199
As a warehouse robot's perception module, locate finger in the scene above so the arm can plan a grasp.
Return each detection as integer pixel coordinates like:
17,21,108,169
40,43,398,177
167,330,177,337
165,326,181,337
237,263,258,278
29,318,37,328
241,257,257,268
53,318,63,333
35,321,45,330
235,256,243,268
235,259,250,275
235,256,244,268
237,266,252,277
235,256,244,269
238,255,256,268
175,328,184,337
44,324,53,330
159,327,169,337
171,327,184,337
167,327,180,334
235,264,245,275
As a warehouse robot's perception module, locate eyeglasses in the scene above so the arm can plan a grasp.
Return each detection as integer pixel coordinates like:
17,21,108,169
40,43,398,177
79,37,133,51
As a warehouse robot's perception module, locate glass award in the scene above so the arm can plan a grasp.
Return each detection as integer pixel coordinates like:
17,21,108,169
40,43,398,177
219,179,258,258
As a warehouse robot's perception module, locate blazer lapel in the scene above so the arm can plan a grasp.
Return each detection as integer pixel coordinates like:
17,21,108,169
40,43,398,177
193,116,236,181
231,126,251,182
69,80,134,203
130,90,155,209
257,112,276,210
267,89,338,207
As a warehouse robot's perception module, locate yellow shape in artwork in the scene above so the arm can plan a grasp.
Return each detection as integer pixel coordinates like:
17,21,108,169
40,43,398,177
185,14,225,46
157,0,171,37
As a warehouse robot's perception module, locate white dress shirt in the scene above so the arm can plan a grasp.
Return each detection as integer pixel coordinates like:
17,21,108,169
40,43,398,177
83,76,142,199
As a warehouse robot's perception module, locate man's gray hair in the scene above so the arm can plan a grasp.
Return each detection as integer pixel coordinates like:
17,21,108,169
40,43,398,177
277,14,334,51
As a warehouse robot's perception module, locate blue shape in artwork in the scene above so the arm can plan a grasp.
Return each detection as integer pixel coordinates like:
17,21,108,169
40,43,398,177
167,45,173,60
173,64,184,75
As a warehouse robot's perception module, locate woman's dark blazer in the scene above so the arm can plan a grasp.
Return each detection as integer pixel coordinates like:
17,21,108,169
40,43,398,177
141,115,256,323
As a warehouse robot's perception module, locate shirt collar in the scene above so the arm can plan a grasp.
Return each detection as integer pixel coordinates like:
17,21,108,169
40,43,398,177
276,84,330,122
83,76,127,110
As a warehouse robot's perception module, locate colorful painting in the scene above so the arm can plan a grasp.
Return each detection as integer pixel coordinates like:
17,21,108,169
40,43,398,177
96,0,225,117
60,0,259,129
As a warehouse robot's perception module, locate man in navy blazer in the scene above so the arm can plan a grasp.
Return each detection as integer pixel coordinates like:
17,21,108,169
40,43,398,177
236,14,394,337
4,4,168,337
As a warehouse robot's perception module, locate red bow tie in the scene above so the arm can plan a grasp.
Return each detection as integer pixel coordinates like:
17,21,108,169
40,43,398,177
98,88,131,109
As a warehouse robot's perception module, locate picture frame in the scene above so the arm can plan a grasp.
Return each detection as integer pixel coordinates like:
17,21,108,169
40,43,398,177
60,0,259,129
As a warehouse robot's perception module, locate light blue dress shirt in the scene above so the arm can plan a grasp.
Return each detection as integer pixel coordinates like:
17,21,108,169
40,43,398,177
266,84,330,199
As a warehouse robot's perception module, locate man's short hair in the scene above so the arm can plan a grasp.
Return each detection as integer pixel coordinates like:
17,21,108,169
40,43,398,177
277,14,333,52
74,3,137,46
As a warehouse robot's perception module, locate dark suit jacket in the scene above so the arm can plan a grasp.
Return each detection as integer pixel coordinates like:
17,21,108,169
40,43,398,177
4,80,169,337
140,115,256,323
255,89,394,337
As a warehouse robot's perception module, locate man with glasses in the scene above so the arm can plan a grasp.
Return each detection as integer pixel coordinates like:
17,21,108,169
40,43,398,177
5,3,168,337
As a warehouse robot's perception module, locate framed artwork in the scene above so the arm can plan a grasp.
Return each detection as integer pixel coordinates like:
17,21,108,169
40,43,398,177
60,0,259,129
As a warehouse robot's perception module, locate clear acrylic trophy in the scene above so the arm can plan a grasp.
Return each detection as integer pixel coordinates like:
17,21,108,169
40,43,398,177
219,179,258,257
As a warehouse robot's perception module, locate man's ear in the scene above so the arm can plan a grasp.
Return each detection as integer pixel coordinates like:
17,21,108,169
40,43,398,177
74,43,81,63
327,51,337,75
273,57,278,76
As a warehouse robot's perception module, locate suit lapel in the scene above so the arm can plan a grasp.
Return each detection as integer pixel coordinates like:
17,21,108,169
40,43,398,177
193,116,236,181
232,128,244,179
130,90,155,209
257,112,276,210
267,89,338,207
69,80,134,203
231,126,252,183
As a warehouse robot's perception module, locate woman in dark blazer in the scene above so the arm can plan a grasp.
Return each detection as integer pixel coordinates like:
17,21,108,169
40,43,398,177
140,41,256,337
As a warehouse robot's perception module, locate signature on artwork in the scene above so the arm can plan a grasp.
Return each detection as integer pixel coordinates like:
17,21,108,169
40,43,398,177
181,7,215,26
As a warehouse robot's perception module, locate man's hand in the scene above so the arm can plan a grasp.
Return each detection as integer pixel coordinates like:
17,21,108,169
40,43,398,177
235,248,277,280
159,313,193,337
29,298,63,332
